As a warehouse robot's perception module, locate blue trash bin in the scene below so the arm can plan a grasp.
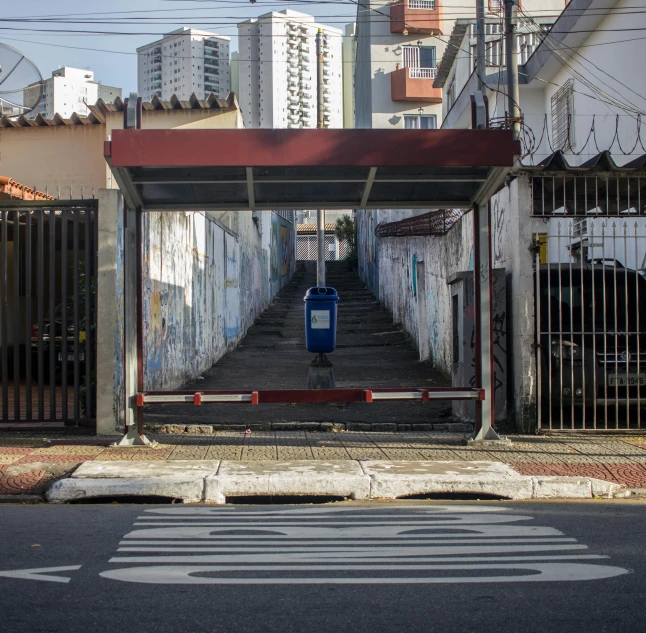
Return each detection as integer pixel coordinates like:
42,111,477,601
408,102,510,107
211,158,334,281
304,287,339,353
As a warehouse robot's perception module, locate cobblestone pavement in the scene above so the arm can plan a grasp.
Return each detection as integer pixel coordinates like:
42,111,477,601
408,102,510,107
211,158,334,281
2,431,646,496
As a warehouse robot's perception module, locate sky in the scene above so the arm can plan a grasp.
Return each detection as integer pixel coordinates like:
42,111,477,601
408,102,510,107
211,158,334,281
2,0,359,94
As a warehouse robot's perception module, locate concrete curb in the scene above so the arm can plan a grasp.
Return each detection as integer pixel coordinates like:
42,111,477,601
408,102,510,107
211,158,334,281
44,459,625,503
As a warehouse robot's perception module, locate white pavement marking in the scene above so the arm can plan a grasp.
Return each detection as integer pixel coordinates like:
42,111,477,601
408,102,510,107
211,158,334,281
100,563,629,584
0,566,82,583
101,506,629,585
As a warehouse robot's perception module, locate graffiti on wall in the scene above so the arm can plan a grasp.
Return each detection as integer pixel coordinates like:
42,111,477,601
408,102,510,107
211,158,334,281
357,209,378,294
465,270,507,420
137,210,297,392
270,218,279,282
280,224,292,277
113,199,125,428
493,199,505,264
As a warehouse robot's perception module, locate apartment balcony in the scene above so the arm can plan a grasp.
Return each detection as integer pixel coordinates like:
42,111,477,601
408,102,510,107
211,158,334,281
153,56,162,64
390,66,442,103
153,47,161,55
390,0,443,36
204,40,219,49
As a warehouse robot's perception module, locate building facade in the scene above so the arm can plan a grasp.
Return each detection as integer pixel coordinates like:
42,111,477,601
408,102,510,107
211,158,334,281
354,0,565,130
26,67,122,120
0,94,296,434
237,10,343,129
356,0,646,432
137,27,231,102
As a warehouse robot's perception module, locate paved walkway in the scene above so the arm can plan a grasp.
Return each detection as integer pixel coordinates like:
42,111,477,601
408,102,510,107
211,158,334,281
144,261,457,432
2,431,646,496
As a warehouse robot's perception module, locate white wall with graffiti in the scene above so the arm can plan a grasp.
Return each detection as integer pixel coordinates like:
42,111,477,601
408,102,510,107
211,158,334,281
140,210,295,391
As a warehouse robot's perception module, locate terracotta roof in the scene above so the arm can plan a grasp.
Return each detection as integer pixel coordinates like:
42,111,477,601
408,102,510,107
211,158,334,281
297,222,337,234
0,176,55,201
0,92,239,128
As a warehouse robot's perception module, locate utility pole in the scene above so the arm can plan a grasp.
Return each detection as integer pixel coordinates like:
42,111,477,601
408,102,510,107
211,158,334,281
505,0,521,140
476,0,486,92
315,28,326,286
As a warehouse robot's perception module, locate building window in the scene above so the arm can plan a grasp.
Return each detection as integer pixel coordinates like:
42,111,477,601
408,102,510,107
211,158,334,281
402,45,436,69
551,79,575,151
447,79,456,110
404,114,437,129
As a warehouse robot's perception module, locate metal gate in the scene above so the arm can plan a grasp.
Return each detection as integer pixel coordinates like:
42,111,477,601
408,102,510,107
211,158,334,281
533,217,646,430
296,235,351,261
0,200,98,425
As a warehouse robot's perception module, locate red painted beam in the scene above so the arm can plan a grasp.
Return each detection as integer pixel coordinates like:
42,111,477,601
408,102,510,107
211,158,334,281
139,388,482,405
107,129,520,169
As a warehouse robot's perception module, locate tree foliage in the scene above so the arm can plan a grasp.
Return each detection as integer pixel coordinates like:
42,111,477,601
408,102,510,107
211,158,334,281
335,214,356,251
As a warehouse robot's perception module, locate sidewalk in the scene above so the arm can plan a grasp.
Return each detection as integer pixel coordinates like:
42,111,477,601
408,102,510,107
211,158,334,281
2,430,646,499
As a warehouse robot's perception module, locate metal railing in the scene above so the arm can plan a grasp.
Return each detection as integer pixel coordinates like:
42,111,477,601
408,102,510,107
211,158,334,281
408,67,437,79
408,0,436,9
534,219,646,430
0,200,98,425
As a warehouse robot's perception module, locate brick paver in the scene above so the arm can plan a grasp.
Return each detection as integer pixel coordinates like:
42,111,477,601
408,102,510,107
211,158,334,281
0,469,45,494
3,431,646,495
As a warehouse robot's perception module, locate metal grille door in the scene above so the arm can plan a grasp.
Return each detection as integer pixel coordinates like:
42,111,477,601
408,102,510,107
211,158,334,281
297,235,345,261
534,220,646,430
0,202,97,425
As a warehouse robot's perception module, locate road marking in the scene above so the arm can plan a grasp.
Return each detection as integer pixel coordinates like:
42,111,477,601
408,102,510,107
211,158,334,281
100,563,629,585
101,506,630,585
0,566,82,584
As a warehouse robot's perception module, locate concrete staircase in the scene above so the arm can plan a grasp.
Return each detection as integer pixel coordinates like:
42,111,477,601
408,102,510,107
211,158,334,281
145,260,471,433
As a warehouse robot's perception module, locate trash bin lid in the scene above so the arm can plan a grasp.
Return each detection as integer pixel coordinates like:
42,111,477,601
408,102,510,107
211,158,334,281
304,286,339,302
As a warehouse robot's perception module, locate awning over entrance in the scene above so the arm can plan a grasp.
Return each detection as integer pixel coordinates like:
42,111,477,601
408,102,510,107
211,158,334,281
105,129,520,211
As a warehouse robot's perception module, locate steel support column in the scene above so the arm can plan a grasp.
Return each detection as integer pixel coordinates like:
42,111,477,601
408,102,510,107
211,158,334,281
472,201,501,441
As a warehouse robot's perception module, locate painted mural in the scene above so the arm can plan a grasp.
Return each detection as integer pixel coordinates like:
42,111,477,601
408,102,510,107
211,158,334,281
356,209,379,295
138,210,296,392
280,224,292,277
113,199,125,428
270,218,279,282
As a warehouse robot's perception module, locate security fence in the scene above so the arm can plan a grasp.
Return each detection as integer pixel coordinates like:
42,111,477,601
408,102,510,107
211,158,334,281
0,201,97,425
533,219,646,430
296,235,351,261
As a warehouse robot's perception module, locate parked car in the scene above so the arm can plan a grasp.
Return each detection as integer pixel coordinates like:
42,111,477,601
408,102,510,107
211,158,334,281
537,264,646,422
30,304,87,380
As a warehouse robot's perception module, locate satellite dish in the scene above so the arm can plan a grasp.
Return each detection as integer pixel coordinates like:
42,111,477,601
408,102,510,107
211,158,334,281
0,42,44,117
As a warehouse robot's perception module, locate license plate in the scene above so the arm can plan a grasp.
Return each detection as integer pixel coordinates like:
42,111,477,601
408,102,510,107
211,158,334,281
57,352,85,362
608,373,645,387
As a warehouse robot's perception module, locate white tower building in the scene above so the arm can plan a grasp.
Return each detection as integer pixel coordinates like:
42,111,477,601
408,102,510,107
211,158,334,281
26,67,122,119
137,27,231,102
237,10,343,129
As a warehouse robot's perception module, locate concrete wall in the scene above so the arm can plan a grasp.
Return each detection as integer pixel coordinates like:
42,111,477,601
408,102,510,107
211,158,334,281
98,203,295,433
357,179,541,431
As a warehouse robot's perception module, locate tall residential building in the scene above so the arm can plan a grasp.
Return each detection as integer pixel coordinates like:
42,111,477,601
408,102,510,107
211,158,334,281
137,27,231,102
25,67,122,119
237,10,343,129
354,0,566,130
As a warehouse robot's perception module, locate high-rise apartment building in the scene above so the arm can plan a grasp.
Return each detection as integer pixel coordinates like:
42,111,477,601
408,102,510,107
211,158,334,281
25,67,122,119
237,10,343,129
354,0,565,130
137,27,230,102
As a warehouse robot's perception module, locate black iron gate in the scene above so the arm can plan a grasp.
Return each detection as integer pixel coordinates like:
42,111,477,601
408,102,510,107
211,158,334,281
532,173,646,430
0,200,98,425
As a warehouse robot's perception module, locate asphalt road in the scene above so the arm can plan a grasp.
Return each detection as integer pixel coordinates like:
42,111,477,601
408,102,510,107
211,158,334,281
0,501,643,633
